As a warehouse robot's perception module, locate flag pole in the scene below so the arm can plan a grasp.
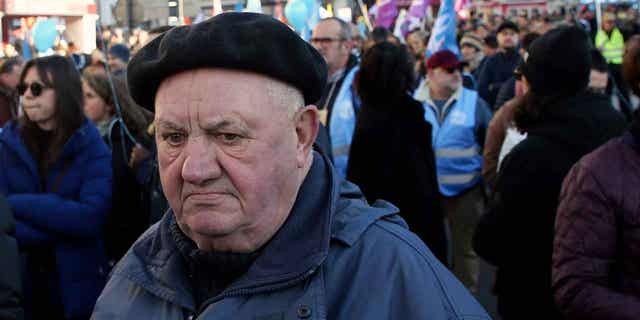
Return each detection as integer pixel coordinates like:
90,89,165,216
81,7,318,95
356,0,373,31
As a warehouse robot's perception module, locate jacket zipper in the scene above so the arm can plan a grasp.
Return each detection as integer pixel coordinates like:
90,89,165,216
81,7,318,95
192,267,318,318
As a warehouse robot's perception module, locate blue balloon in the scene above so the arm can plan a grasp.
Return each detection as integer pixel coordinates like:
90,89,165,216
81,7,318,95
285,0,309,32
33,19,58,53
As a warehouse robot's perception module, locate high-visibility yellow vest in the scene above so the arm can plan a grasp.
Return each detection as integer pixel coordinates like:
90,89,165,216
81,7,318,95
595,28,624,65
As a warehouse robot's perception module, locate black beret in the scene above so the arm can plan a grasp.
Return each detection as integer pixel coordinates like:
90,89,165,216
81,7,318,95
127,12,327,110
497,20,519,34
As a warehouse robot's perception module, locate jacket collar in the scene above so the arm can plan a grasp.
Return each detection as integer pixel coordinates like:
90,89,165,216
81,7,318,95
414,82,462,106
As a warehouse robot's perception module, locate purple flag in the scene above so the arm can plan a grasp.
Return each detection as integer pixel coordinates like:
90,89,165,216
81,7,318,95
375,0,398,28
408,0,430,19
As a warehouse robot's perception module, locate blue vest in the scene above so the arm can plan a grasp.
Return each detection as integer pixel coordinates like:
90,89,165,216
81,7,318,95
329,66,359,178
423,88,482,197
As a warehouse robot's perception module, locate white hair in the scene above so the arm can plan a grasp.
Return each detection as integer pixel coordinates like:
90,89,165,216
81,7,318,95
266,79,305,118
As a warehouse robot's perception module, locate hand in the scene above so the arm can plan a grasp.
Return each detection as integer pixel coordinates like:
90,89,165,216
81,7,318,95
129,144,151,168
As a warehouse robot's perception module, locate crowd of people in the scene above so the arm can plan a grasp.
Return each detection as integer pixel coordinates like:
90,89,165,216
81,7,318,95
0,4,638,320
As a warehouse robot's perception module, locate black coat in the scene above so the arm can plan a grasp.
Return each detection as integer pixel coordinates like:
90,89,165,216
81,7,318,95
473,92,627,320
103,122,150,263
346,94,446,263
477,50,522,108
0,195,23,320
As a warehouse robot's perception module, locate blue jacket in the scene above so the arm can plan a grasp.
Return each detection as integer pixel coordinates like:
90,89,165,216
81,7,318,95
415,87,492,197
0,119,112,319
91,151,489,319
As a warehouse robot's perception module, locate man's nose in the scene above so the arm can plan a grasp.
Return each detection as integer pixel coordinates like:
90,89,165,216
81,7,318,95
181,136,222,186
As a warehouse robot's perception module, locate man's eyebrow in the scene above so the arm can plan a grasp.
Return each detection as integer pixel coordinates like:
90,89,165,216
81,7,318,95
156,119,186,131
200,118,250,134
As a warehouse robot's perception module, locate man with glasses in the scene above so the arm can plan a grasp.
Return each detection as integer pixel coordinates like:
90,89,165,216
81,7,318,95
311,17,360,177
414,50,492,295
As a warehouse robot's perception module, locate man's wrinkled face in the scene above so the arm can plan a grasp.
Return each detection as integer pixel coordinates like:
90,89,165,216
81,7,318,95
154,69,311,252
498,29,519,50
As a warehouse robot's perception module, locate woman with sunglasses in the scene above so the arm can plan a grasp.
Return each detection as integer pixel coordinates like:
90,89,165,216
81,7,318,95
82,70,153,264
0,55,112,320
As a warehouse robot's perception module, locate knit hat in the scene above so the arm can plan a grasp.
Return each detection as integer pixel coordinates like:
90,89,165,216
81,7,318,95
460,33,484,51
522,26,592,97
108,44,130,63
127,12,327,111
497,20,519,34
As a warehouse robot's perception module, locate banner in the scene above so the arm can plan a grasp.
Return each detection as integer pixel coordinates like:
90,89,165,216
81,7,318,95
425,0,459,58
374,0,398,28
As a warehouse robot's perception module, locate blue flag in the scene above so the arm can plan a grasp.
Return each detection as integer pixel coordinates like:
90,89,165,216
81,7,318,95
425,0,460,59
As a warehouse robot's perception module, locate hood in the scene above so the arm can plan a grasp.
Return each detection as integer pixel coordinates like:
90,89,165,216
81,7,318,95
527,92,627,153
115,149,399,310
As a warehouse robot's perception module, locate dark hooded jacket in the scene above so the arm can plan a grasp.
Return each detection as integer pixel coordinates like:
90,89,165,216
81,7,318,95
473,91,627,319
346,93,446,263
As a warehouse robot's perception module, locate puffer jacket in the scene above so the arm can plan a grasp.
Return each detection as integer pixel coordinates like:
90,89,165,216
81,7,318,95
0,119,112,319
91,151,490,320
552,127,640,320
0,195,22,320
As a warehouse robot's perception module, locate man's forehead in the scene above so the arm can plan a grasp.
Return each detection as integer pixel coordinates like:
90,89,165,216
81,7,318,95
314,20,341,35
154,68,302,115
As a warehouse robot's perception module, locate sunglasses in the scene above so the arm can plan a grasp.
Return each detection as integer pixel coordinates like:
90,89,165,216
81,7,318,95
17,82,51,97
442,66,463,74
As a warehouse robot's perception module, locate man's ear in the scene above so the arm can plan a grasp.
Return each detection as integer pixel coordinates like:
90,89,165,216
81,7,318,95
294,105,319,167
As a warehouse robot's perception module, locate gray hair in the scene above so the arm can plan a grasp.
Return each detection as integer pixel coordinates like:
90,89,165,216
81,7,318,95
319,17,352,41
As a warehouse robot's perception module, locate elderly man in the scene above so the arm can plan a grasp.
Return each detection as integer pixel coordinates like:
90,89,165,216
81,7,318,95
91,13,489,320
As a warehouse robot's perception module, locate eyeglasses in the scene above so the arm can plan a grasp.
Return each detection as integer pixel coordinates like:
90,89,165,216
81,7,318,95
310,37,346,45
17,82,51,97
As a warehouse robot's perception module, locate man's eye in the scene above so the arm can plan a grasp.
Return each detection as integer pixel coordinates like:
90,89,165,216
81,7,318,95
218,133,241,144
163,133,185,146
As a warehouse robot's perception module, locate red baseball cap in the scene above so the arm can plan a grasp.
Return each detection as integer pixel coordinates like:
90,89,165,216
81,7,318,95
426,50,462,70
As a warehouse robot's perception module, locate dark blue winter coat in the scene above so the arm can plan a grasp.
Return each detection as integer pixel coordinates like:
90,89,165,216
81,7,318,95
0,119,112,319
91,151,490,320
